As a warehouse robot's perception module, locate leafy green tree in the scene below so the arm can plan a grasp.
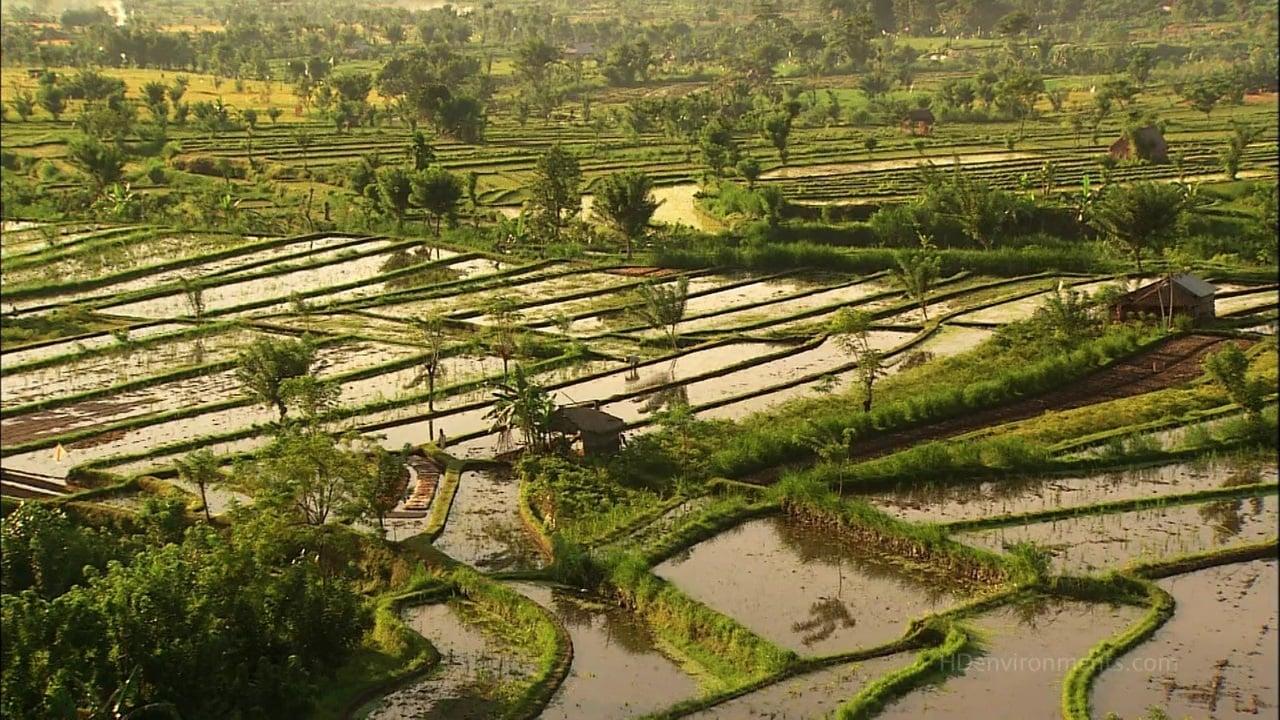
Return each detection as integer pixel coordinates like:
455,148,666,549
737,156,762,189
279,375,341,422
486,366,556,452
637,276,690,350
234,336,318,420
411,167,463,236
1203,344,1269,421
142,80,169,122
527,144,582,248
330,70,373,104
375,165,414,229
1032,285,1100,347
892,236,942,322
409,130,435,170
356,447,407,534
36,84,65,120
252,429,377,525
760,112,793,164
863,136,879,155
9,91,34,121
486,296,523,375
174,449,225,522
699,117,738,175
1182,78,1223,118
1220,121,1258,181
408,315,449,433
1088,182,1187,272
592,170,660,258
828,308,884,412
66,134,125,193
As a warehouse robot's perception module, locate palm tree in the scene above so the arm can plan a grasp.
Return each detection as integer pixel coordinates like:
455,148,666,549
174,449,224,521
406,315,448,438
485,367,555,452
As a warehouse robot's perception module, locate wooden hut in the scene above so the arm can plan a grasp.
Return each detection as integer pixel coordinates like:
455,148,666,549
1109,125,1169,163
549,405,625,457
1110,274,1217,323
900,108,936,136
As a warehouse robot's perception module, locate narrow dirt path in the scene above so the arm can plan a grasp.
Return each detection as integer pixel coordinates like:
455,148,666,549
747,334,1246,484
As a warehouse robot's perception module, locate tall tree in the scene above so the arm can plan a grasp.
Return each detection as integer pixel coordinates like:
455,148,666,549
411,167,463,236
66,134,125,193
1088,182,1187,272
527,144,582,249
485,366,555,452
893,236,942,322
234,336,318,420
173,449,224,522
407,314,449,437
375,165,414,229
637,276,690,350
828,309,884,413
592,170,661,259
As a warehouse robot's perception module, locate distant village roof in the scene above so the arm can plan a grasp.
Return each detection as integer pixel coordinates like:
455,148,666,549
549,405,625,435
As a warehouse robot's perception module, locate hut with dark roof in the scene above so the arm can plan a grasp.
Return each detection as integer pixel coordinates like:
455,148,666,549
1109,125,1169,163
900,108,936,136
549,405,625,457
1110,274,1217,323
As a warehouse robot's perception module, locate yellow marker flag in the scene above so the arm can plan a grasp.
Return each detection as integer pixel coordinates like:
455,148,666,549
54,444,66,463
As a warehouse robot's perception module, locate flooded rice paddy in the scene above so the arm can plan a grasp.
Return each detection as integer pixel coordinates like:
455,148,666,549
509,582,699,719
363,601,535,720
1092,559,1278,720
432,468,544,572
654,516,968,655
876,599,1145,719
955,494,1279,574
867,456,1278,524
686,653,913,719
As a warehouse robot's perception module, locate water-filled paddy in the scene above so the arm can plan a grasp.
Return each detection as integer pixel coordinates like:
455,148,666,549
876,598,1144,719
955,494,1279,574
433,468,544,572
654,516,968,655
867,456,1278,524
509,582,699,719
1092,559,1279,720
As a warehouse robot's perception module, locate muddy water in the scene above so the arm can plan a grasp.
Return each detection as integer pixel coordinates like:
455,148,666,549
758,152,1040,180
1093,560,1278,720
685,652,912,719
1,328,269,407
868,457,1279,524
2,342,429,476
877,599,1144,719
1217,289,1279,316
0,322,191,369
600,333,913,422
656,280,895,337
956,495,1280,574
363,601,534,720
8,237,393,312
654,516,968,655
373,343,779,452
433,469,544,572
370,270,633,322
509,582,699,719
522,275,731,327
102,248,407,318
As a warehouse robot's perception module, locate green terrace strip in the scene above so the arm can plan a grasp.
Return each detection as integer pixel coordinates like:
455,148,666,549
603,270,901,338
1128,539,1280,580
602,552,795,693
710,325,1163,479
335,259,563,312
1047,398,1278,455
521,268,803,330
418,460,466,543
0,225,151,269
0,317,178,361
449,568,574,720
80,351,591,474
87,238,425,314
0,319,226,374
834,622,972,720
0,231,364,302
774,475,1016,586
447,267,715,320
937,481,1280,535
